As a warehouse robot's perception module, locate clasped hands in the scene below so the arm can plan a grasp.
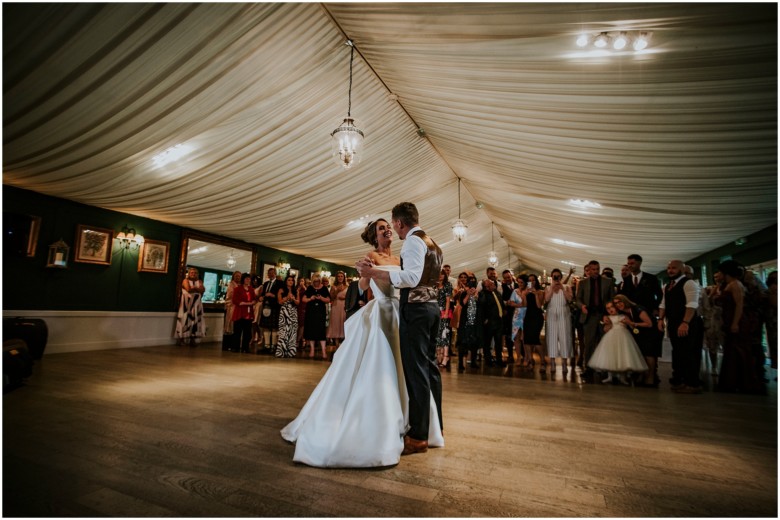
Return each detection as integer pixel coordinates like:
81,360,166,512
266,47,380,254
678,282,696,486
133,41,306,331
355,256,375,278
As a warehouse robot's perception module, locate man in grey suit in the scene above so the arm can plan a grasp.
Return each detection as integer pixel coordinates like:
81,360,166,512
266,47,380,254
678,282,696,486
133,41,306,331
575,260,616,382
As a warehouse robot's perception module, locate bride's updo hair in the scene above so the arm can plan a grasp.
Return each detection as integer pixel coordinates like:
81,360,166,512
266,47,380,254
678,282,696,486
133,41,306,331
361,219,388,248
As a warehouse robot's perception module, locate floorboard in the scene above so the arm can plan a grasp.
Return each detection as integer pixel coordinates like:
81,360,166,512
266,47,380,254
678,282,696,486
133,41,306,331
3,342,777,517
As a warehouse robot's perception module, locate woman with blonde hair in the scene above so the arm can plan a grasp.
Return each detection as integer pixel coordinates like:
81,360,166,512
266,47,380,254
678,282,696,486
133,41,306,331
327,271,349,349
303,274,331,359
222,270,242,351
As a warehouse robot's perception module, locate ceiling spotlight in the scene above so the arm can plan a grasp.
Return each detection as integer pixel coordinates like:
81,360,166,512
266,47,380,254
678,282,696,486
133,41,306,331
613,32,627,50
593,33,608,48
633,32,649,51
568,199,602,209
575,33,589,47
475,201,484,209
152,143,194,168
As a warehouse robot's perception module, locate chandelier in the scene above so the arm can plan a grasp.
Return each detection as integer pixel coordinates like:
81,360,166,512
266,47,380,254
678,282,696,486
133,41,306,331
451,178,468,242
330,40,364,170
487,222,498,268
226,250,236,269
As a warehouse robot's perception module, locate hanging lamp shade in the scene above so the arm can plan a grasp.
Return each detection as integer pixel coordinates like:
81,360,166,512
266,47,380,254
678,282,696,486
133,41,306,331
330,40,364,170
452,219,468,242
331,118,364,169
487,222,498,267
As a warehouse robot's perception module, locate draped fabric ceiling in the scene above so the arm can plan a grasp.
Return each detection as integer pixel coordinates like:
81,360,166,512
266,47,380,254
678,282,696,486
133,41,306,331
3,3,777,276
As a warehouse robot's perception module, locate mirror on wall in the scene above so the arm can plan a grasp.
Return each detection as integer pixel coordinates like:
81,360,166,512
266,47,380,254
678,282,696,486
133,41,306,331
177,231,256,307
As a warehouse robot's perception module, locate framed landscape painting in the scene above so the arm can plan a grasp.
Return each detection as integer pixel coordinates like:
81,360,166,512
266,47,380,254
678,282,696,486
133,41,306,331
74,224,113,265
138,239,170,273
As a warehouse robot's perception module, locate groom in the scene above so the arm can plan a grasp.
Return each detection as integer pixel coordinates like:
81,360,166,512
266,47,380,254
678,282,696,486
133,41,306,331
356,202,443,455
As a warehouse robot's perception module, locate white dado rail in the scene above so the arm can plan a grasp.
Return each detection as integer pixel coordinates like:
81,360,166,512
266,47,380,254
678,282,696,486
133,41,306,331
2,311,224,355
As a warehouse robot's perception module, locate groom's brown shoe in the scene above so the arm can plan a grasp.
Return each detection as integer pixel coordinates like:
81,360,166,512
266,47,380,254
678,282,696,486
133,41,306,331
402,435,428,456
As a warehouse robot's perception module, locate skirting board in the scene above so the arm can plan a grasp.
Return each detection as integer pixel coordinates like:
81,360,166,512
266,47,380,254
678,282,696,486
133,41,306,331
2,311,225,355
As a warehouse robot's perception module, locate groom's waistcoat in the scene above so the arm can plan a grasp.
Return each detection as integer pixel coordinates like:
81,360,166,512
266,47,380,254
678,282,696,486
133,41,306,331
400,229,443,304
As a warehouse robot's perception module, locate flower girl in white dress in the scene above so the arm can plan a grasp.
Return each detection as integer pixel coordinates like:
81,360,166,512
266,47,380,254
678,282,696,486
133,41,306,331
587,301,648,384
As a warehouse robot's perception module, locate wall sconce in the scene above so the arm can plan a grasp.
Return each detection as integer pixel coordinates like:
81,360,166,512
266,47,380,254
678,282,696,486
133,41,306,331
115,226,144,250
320,270,332,279
46,239,70,268
277,259,291,271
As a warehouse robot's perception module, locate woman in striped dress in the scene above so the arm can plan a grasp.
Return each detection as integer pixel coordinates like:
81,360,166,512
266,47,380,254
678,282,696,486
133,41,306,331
544,268,573,375
275,275,299,358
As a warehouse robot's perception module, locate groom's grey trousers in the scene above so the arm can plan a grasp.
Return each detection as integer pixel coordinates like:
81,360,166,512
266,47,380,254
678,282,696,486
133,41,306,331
399,296,442,440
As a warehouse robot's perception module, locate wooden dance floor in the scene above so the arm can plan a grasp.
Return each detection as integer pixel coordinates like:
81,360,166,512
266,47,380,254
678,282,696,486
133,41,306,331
3,342,777,517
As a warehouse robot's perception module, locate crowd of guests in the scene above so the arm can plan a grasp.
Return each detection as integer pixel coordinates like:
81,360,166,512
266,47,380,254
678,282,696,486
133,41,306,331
175,254,777,396
217,267,352,360
432,254,776,395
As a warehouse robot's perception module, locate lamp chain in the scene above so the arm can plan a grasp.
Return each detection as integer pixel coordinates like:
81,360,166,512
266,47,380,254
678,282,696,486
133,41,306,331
457,178,461,218
347,42,354,118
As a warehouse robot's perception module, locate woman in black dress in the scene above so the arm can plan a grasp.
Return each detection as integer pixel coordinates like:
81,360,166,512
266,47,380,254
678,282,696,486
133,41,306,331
523,273,546,370
613,294,656,386
303,274,331,360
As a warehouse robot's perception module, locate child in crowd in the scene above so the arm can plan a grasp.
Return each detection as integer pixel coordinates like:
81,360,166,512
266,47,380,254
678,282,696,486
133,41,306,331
588,301,648,384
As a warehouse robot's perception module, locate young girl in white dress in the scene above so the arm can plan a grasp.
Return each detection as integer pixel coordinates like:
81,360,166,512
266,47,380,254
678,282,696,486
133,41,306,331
587,301,648,384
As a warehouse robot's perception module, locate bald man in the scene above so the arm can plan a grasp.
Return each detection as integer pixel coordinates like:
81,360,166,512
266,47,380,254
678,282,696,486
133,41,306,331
658,260,703,394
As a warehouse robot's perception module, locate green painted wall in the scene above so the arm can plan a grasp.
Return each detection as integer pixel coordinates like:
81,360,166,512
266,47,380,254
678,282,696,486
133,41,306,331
3,186,356,312
682,224,777,284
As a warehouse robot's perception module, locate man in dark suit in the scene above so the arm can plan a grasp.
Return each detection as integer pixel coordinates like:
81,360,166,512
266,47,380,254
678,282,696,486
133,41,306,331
478,279,506,367
500,270,519,363
344,279,370,320
575,260,616,382
620,254,664,385
620,254,663,315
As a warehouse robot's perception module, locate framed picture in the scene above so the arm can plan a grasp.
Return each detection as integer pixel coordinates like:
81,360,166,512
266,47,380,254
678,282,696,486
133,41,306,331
288,268,299,281
74,224,113,265
138,239,170,273
26,216,41,257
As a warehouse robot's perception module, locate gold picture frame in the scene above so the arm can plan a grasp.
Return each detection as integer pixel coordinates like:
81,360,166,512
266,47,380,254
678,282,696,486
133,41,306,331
74,224,113,265
138,239,170,273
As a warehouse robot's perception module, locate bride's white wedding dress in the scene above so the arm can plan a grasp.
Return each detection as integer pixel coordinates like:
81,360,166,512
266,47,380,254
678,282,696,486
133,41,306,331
280,265,444,468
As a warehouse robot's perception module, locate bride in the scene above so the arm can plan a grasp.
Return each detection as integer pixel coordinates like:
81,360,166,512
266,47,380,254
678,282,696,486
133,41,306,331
280,219,444,467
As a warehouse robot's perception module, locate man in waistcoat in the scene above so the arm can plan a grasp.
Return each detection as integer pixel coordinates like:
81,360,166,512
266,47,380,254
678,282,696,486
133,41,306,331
658,259,703,393
356,202,443,456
